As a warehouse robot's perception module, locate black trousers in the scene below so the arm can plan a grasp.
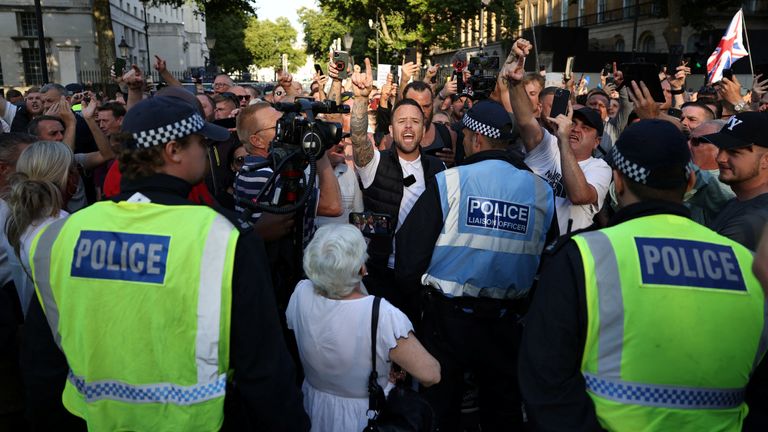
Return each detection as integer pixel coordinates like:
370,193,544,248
419,289,525,432
363,264,421,324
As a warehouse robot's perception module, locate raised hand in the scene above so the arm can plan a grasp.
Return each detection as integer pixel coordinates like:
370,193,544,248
667,63,691,90
628,80,660,119
502,38,531,83
425,63,440,82
401,62,420,82
122,65,144,90
351,58,373,98
81,97,99,119
154,55,167,73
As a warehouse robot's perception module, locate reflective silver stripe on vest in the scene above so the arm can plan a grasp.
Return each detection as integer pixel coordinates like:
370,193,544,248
68,370,227,405
30,217,70,351
435,169,546,256
196,214,232,383
580,231,623,377
583,372,745,409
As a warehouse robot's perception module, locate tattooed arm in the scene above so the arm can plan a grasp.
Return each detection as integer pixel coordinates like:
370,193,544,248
351,58,375,167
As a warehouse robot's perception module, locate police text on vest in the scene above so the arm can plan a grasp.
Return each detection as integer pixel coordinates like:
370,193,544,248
635,238,746,291
466,196,530,234
70,231,170,284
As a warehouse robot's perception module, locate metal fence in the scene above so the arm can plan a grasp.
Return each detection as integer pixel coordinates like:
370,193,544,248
546,1,663,28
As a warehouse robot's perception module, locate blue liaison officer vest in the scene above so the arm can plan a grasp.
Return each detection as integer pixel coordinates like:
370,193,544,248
421,159,554,299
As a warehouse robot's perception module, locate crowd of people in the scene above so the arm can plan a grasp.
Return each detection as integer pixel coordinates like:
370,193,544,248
1,36,767,432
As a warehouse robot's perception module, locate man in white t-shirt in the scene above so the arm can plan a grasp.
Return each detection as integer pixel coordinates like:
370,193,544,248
348,58,444,311
506,38,612,234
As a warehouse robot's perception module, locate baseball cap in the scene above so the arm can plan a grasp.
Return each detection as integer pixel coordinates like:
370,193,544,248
606,119,690,189
572,107,604,137
461,100,514,140
701,112,768,150
121,96,229,149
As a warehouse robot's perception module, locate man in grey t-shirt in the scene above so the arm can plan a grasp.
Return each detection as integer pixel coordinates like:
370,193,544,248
703,112,768,250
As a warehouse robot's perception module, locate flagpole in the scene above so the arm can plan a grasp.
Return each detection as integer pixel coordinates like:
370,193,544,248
740,8,755,79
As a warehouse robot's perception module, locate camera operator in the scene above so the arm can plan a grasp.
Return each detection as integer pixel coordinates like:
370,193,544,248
234,102,342,240
349,58,445,316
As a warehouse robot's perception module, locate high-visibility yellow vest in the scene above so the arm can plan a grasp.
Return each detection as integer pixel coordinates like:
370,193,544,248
573,214,767,432
29,200,239,431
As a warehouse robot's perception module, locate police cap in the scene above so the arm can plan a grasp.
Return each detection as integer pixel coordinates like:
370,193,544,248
461,100,514,140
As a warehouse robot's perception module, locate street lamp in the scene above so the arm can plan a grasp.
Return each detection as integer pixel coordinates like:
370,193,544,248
118,36,131,60
368,18,380,67
141,0,151,74
206,37,217,76
343,33,354,51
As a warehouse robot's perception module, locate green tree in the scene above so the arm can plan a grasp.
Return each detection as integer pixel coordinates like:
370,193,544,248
316,0,518,62
298,6,347,62
206,8,255,73
244,17,304,73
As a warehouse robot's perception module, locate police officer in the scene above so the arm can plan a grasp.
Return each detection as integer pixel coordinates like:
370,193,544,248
519,119,768,431
23,96,310,431
395,100,557,431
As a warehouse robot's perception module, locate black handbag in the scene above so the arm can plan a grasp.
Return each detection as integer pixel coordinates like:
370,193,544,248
363,297,436,432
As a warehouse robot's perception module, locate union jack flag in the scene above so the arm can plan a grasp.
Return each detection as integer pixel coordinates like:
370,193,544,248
707,9,749,84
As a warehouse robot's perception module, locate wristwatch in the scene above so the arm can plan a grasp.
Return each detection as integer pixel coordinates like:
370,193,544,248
734,101,748,113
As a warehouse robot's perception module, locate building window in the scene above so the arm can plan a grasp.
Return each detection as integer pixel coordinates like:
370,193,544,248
18,12,38,37
561,0,568,25
615,38,625,51
623,0,633,19
597,0,606,23
22,48,44,85
546,0,552,24
577,0,585,26
639,32,655,52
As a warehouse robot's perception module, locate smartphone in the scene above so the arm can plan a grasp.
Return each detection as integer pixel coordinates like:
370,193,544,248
550,89,570,118
390,65,399,85
333,51,350,80
314,63,323,75
114,58,127,76
565,56,575,80
603,63,612,75
620,62,666,103
349,211,394,238
667,107,683,120
452,70,464,94
722,68,734,81
404,47,417,64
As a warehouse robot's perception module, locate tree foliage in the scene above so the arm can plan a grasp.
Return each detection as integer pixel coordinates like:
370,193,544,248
206,8,254,73
298,6,348,62
313,0,519,63
244,17,304,73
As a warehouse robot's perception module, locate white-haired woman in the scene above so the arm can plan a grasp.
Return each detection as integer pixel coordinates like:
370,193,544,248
287,224,440,432
2,141,73,314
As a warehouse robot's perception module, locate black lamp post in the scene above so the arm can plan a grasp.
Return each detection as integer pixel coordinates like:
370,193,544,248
118,36,131,60
206,37,217,77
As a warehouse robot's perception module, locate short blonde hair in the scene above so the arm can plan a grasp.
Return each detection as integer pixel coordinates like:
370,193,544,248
302,224,368,299
236,102,272,152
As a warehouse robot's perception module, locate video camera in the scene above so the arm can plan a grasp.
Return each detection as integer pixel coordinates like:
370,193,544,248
466,54,500,100
271,98,348,168
237,98,348,217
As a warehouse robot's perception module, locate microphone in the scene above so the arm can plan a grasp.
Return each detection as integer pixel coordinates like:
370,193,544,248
403,174,416,187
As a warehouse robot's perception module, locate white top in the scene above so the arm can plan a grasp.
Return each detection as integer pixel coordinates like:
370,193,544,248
0,200,68,316
356,149,427,268
316,163,364,227
524,128,612,234
286,279,413,432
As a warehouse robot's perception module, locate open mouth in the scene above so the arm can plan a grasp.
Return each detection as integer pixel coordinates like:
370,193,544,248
403,132,415,143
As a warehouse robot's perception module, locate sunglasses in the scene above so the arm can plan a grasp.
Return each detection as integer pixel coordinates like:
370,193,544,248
237,95,251,101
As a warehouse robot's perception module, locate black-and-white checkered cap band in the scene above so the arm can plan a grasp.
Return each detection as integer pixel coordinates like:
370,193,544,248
132,114,205,148
610,146,649,184
462,114,502,139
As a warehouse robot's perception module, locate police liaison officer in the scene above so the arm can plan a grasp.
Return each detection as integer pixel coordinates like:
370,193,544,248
22,96,310,431
395,100,558,431
519,119,768,431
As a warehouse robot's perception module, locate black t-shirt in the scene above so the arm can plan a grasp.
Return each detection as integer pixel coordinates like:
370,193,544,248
709,193,768,251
